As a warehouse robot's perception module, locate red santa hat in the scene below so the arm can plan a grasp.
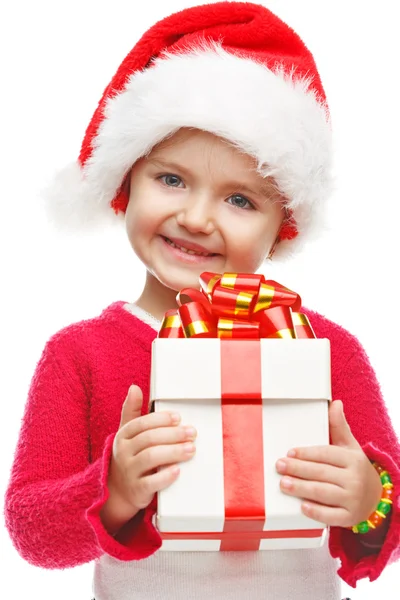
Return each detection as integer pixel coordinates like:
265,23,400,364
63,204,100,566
44,1,332,259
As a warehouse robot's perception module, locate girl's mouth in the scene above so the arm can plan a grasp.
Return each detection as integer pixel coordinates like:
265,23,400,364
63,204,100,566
160,236,219,262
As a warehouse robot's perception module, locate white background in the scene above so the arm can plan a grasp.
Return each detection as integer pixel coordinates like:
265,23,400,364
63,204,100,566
1,1,399,598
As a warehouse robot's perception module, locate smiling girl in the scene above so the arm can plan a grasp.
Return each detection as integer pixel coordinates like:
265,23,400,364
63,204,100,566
5,3,400,600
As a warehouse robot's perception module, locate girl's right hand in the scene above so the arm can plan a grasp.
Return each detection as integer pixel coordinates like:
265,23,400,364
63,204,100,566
101,385,196,534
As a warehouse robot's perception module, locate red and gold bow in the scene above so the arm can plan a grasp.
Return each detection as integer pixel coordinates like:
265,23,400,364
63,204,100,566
159,272,315,340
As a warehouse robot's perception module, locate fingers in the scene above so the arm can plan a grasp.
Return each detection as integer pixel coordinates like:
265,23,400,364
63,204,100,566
285,445,353,468
130,424,197,455
135,465,182,498
279,475,346,507
119,409,181,440
112,389,198,512
119,385,144,428
134,441,196,476
276,457,347,488
329,400,360,449
300,501,352,527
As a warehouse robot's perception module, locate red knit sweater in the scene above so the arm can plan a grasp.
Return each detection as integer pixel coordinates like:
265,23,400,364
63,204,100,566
4,301,400,589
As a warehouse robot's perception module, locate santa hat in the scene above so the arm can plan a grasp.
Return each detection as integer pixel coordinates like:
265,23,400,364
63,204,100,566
44,1,332,259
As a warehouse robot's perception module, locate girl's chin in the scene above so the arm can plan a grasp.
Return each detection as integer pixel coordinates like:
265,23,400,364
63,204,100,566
152,266,218,293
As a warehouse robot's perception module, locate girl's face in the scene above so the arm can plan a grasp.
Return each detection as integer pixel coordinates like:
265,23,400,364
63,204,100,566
125,129,285,293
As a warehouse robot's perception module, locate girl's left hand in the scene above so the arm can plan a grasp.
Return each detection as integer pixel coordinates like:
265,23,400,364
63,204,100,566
275,400,382,527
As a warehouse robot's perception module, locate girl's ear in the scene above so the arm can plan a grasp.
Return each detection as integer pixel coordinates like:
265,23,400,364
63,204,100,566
267,206,298,259
279,207,298,241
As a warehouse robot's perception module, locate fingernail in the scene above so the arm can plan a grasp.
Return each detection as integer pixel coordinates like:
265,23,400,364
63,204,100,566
183,442,196,454
287,449,296,457
184,426,197,439
281,476,293,489
276,459,287,473
170,412,181,424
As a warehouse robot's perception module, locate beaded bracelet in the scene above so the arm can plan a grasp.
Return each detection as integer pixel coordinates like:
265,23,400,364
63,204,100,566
351,462,394,534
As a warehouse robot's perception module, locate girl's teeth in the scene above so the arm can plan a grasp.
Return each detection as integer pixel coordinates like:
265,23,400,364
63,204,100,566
165,237,212,257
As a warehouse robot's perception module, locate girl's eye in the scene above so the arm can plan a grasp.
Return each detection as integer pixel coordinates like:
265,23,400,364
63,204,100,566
159,174,184,188
227,194,254,210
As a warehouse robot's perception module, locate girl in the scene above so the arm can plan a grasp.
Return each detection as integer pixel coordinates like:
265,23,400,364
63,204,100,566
5,3,400,599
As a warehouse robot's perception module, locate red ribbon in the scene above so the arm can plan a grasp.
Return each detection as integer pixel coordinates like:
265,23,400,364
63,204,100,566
159,272,315,340
220,339,265,550
158,272,322,549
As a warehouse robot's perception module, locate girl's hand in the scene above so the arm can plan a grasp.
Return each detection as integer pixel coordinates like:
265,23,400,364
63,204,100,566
101,385,196,534
275,400,382,528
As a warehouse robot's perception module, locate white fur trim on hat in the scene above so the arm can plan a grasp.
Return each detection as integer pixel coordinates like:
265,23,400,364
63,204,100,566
43,44,333,259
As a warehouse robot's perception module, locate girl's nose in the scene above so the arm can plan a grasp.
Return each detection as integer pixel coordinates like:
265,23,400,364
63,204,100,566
176,195,215,235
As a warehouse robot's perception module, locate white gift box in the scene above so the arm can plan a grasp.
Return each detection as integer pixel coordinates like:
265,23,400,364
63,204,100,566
150,338,331,551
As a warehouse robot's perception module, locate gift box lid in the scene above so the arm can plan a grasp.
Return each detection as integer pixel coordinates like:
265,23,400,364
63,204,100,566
151,338,332,402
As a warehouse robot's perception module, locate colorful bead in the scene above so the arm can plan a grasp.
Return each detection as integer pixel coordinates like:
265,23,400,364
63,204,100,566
351,461,394,534
382,487,394,500
380,495,393,504
357,521,370,534
377,501,392,515
380,472,392,485
368,511,384,527
383,482,394,490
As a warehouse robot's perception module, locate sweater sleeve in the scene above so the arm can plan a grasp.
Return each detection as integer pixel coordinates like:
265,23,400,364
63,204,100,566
4,329,161,569
327,335,400,587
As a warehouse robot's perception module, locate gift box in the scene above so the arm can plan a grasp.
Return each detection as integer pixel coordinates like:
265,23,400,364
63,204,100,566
150,273,332,551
